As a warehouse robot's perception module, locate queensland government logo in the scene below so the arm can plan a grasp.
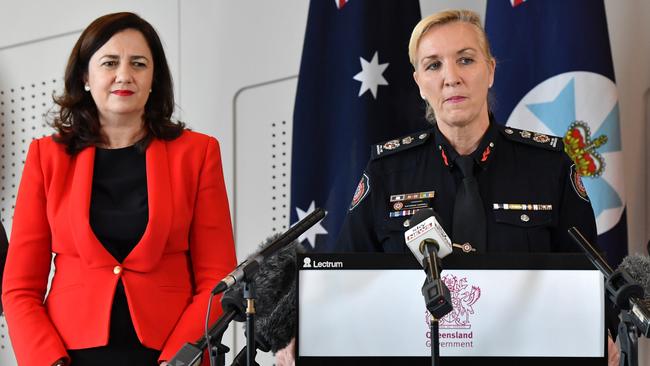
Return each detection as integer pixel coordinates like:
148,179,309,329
425,274,481,348
506,71,624,234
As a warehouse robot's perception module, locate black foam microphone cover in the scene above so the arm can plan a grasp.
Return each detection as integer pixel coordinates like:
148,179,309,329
227,234,304,353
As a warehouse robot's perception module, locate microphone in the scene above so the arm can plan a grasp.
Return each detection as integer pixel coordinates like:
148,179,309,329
618,255,650,297
169,235,306,366
404,209,453,319
617,254,650,337
404,208,453,265
212,207,325,295
568,227,650,338
226,234,303,354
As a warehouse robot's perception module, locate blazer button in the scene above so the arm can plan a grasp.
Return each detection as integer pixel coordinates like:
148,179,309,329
113,265,122,275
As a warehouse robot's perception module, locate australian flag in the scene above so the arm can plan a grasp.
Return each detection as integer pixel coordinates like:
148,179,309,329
486,0,627,265
290,0,428,252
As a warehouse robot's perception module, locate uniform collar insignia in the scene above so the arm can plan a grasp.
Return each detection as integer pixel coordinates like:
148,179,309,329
434,122,498,170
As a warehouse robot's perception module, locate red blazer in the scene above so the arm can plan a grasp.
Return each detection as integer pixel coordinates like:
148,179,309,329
2,130,237,365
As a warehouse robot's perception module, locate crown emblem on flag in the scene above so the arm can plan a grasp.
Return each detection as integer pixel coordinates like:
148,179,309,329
563,121,608,177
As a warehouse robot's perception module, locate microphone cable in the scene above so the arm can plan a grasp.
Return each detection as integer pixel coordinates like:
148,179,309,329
205,292,216,366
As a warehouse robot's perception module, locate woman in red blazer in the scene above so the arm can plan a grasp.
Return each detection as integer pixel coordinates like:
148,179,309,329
1,13,237,366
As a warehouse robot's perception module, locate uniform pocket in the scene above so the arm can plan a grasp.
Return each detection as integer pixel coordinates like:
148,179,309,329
378,217,413,252
493,210,552,252
493,210,551,228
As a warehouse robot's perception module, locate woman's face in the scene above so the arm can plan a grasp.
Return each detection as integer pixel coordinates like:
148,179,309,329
413,22,494,130
86,29,154,124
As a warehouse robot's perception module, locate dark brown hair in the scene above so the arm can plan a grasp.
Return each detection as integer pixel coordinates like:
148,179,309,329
52,12,184,154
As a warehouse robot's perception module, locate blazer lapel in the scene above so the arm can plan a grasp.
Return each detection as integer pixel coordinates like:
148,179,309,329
123,138,172,272
69,147,118,268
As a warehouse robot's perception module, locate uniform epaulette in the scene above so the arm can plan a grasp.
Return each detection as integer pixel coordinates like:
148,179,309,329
499,125,564,151
371,130,432,160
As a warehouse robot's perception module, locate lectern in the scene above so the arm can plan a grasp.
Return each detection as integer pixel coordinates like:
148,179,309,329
296,253,607,366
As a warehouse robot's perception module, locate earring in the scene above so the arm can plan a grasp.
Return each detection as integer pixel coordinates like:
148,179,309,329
84,84,90,92
149,89,152,93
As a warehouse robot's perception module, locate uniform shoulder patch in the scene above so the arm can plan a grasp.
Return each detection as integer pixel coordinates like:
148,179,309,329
349,173,371,211
371,130,431,160
569,164,590,202
499,125,563,151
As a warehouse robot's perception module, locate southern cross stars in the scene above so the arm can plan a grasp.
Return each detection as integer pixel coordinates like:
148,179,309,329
295,201,328,249
353,51,389,99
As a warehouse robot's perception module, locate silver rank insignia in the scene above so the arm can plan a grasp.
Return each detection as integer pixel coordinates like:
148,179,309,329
383,139,400,150
519,130,532,138
402,136,414,145
533,133,550,143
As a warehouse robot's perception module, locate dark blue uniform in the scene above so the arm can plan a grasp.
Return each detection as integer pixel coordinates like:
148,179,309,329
336,121,597,254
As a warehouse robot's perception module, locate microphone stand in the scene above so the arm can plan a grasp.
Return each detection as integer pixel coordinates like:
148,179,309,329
208,318,232,366
419,239,453,366
568,227,649,366
244,280,257,366
169,208,326,365
430,316,440,366
170,308,235,366
619,312,639,366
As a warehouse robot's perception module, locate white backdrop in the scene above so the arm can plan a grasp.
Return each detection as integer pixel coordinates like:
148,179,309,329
0,0,648,365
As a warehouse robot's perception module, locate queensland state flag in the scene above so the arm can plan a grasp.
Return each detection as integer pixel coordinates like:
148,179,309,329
486,0,627,265
290,0,428,252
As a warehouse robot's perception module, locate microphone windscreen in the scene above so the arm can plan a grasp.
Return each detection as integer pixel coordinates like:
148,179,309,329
228,234,304,353
618,254,650,297
258,281,296,352
220,289,246,322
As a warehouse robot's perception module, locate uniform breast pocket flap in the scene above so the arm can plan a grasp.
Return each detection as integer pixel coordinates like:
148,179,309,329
493,210,552,228
382,217,413,233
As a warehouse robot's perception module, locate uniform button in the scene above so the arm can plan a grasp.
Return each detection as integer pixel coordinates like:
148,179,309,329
520,214,530,222
113,265,122,275
403,219,410,227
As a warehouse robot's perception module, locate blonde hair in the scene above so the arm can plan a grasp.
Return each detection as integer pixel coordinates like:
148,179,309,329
408,9,493,70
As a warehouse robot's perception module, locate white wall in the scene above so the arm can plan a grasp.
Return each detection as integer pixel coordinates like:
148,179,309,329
0,0,647,364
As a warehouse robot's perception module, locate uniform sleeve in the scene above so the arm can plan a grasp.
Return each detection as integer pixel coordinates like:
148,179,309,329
2,140,69,366
335,164,383,252
159,137,237,361
553,155,598,252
